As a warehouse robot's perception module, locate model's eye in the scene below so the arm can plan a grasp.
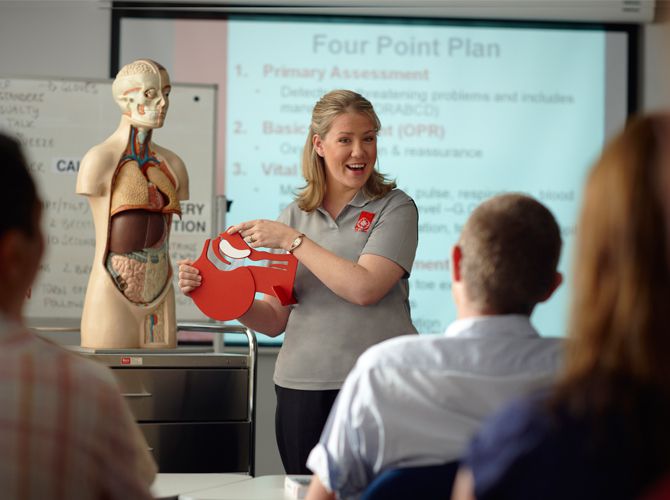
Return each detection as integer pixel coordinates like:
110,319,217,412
364,136,376,143
144,89,157,99
338,137,351,144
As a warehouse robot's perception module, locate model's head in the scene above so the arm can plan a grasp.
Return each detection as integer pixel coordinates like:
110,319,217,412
112,59,171,129
296,89,395,211
0,134,44,317
565,113,670,385
453,193,562,316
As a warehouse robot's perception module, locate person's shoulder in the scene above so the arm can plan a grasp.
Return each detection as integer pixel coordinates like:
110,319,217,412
379,188,415,206
525,336,564,359
80,142,115,164
34,337,117,387
281,200,301,214
79,128,128,168
153,143,184,166
475,391,552,451
367,189,417,225
277,200,308,223
360,331,561,379
358,333,440,370
495,335,565,373
78,142,118,176
77,139,123,195
463,392,553,496
495,391,548,425
153,144,188,178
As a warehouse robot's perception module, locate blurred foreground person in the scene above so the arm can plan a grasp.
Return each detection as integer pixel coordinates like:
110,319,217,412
0,134,156,500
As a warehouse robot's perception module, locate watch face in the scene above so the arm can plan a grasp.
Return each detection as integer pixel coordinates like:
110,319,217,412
289,235,303,252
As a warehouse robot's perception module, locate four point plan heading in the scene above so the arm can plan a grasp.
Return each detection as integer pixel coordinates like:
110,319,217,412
312,34,501,58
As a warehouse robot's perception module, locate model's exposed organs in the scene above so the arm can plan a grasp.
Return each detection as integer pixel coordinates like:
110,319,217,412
106,128,181,304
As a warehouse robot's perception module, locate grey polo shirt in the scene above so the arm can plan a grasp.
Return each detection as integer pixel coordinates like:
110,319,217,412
274,188,419,390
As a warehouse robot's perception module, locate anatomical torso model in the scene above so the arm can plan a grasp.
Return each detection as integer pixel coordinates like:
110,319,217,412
76,59,188,349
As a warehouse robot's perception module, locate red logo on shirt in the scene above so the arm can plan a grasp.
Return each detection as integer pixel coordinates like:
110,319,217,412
355,211,375,232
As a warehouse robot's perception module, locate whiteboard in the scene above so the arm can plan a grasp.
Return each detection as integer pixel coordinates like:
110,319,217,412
0,77,217,322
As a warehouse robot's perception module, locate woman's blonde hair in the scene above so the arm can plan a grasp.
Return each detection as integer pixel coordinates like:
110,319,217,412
557,114,670,407
295,89,396,211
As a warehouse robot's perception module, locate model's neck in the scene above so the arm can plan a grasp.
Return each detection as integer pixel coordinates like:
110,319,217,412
118,116,153,147
131,125,152,150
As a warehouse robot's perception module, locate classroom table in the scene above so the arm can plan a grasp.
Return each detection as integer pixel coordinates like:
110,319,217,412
151,473,251,500
179,475,308,500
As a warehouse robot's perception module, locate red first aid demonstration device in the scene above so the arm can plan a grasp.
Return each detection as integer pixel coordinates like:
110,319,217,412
189,230,298,321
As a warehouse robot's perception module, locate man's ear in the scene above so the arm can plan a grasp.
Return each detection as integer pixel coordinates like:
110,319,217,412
312,134,325,157
538,271,563,303
451,245,463,283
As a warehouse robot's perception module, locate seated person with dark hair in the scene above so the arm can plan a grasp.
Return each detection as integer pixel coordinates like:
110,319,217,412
0,134,156,500
306,193,565,500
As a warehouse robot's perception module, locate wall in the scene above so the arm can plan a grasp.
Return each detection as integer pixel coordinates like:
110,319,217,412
642,21,670,110
1,0,669,477
0,1,110,80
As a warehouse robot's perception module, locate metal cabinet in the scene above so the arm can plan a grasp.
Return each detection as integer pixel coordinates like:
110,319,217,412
76,324,257,475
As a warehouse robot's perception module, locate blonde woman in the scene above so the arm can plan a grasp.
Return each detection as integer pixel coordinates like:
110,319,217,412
179,90,418,473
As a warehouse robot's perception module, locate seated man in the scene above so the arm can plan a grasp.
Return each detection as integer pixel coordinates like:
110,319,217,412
305,193,565,500
0,134,156,499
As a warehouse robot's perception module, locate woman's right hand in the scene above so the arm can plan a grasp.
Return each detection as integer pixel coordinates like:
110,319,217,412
177,259,202,294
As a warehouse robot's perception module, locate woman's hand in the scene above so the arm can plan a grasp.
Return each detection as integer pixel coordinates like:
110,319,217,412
177,258,202,294
228,219,300,251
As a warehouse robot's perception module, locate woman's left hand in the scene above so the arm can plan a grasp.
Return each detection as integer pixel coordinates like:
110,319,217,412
228,220,300,251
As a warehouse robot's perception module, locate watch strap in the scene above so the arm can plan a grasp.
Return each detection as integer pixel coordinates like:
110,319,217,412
288,233,305,253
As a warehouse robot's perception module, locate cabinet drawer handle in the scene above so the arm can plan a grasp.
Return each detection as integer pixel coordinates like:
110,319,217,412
122,392,153,398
